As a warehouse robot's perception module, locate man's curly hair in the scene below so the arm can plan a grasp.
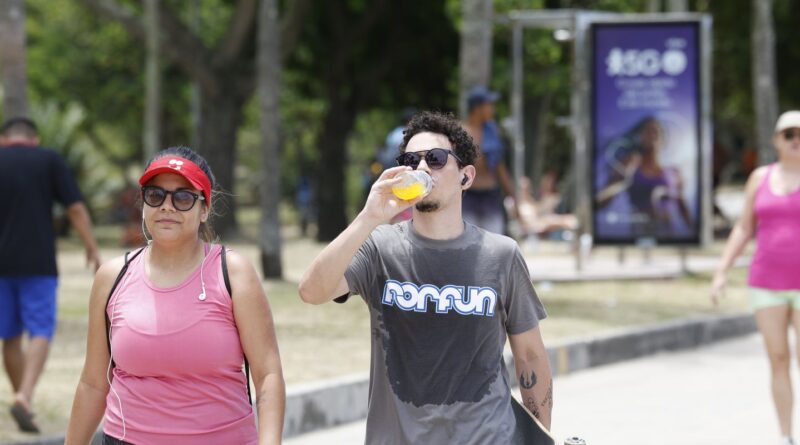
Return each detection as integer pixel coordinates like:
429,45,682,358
399,111,477,167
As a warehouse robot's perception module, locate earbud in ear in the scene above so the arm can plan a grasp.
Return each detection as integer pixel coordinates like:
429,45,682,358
461,175,468,186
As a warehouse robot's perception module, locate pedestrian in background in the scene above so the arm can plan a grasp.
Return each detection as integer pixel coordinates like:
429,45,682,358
0,117,100,433
462,86,522,235
712,111,800,445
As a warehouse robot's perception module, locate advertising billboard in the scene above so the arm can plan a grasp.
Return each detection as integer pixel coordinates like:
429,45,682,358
591,22,703,245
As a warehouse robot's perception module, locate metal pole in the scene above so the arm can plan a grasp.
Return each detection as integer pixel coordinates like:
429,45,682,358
700,16,714,247
572,13,590,272
511,22,525,189
678,247,688,274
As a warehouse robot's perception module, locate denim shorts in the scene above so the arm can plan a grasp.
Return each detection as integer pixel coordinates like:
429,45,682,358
748,287,800,311
0,276,58,340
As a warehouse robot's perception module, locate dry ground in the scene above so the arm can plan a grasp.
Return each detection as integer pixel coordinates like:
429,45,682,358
0,229,749,440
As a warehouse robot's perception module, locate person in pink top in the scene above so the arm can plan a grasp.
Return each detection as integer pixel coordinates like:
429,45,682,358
65,146,285,445
712,111,800,445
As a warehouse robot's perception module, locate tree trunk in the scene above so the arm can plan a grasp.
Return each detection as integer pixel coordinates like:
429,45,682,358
189,0,202,149
751,0,778,165
647,0,662,12
316,93,355,242
257,0,283,278
666,0,687,11
458,0,493,118
143,0,161,161
199,87,243,238
525,94,552,190
0,0,29,118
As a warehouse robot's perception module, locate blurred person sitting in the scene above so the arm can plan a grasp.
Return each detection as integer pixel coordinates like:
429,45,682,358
515,173,578,241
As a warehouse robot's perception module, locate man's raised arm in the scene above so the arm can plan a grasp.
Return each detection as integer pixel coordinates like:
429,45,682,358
298,166,417,304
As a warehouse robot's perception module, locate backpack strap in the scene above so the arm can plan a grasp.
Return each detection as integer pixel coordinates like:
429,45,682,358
105,247,146,367
221,245,253,406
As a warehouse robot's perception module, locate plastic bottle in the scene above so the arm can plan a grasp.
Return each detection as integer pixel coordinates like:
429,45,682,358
392,171,433,201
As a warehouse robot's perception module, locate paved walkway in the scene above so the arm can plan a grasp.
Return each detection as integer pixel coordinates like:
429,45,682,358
286,333,797,444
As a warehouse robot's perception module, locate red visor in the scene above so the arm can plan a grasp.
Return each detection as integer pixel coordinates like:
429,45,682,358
139,157,212,204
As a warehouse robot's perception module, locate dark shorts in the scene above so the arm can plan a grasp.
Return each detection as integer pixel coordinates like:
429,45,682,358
0,276,58,340
103,433,134,445
462,188,506,234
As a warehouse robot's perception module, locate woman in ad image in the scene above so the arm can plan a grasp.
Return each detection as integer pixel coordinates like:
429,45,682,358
595,116,694,239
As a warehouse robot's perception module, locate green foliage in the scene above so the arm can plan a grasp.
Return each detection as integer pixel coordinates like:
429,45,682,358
14,0,794,222
346,109,399,217
26,0,145,158
283,0,460,224
30,101,125,216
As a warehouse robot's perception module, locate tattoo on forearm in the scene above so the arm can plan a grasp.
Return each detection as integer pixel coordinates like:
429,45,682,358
541,380,553,409
519,370,537,389
525,396,541,419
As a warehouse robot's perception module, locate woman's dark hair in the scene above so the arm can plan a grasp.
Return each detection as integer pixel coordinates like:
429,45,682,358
400,111,477,167
605,116,662,164
145,146,218,242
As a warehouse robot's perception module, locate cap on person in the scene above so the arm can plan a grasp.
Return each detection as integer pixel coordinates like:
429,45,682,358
466,86,500,112
139,156,213,204
774,111,800,133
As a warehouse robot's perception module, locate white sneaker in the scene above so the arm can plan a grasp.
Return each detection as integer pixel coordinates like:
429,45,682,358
779,437,795,445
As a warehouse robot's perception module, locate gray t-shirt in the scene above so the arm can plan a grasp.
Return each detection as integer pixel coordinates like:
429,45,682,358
344,221,547,445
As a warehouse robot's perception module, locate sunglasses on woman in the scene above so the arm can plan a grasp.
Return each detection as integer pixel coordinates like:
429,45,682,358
783,129,800,141
395,148,465,170
141,186,205,211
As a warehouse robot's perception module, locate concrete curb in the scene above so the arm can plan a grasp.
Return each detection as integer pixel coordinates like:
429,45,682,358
2,312,755,444
284,373,370,438
542,312,756,377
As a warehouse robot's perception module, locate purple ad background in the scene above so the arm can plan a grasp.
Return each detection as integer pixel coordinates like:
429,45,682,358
592,23,701,243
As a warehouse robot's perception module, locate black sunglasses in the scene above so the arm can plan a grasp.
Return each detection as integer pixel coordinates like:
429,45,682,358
783,129,800,141
141,186,205,211
395,148,465,170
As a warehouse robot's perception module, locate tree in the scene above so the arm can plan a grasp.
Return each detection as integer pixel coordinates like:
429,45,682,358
80,0,311,236
667,0,687,11
143,0,160,161
752,0,778,164
257,0,282,278
458,0,493,117
0,0,29,118
287,0,458,241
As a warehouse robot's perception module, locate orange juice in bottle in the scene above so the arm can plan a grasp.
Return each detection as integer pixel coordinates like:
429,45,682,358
392,171,433,201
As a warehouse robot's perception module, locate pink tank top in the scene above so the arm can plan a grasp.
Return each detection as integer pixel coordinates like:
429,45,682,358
104,244,257,444
748,164,800,290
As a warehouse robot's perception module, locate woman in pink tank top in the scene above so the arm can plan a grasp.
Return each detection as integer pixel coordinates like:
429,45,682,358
712,111,800,445
65,147,285,445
